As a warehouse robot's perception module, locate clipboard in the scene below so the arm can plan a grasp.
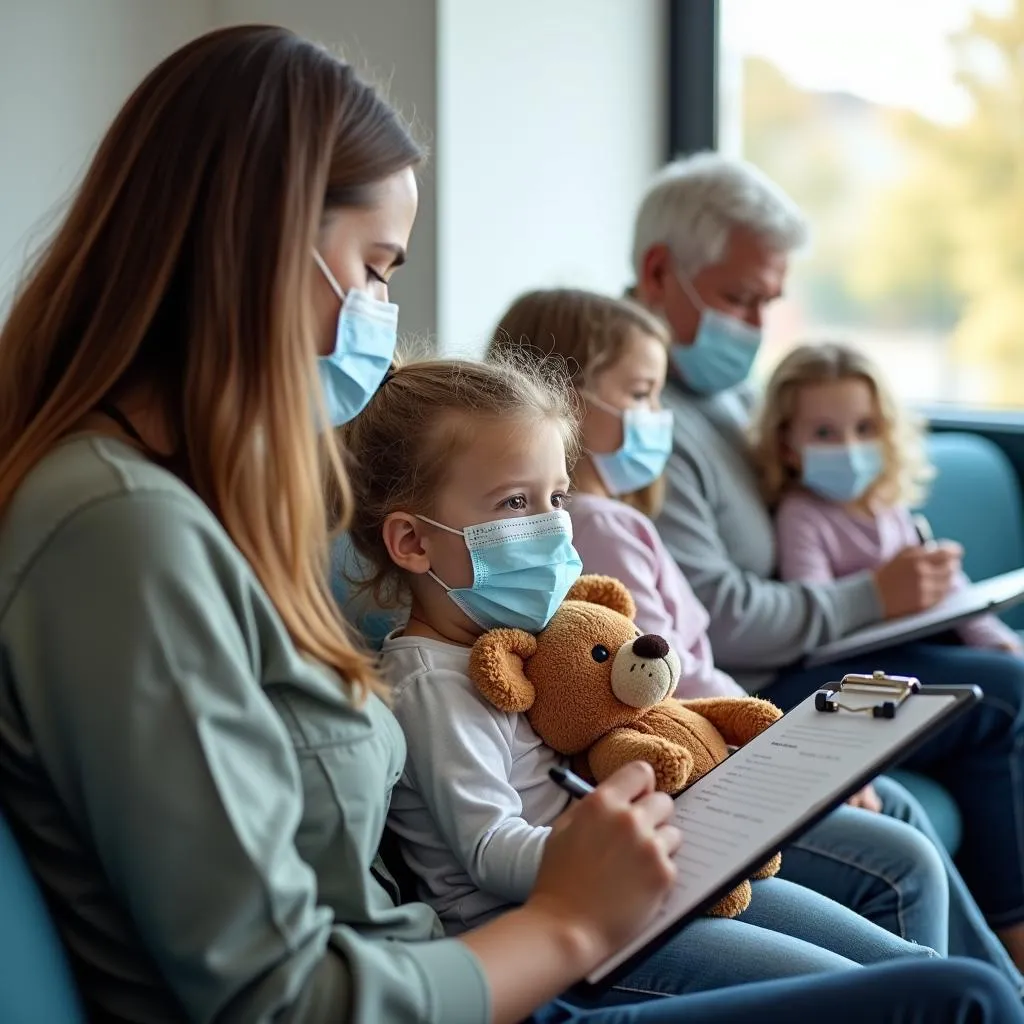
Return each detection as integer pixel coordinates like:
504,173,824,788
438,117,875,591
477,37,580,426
579,672,979,990
805,566,1024,667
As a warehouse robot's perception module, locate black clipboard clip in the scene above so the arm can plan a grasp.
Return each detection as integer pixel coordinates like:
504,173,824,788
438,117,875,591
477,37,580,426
814,670,922,719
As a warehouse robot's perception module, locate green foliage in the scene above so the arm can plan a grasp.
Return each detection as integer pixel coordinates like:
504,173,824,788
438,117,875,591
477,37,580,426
743,3,1024,404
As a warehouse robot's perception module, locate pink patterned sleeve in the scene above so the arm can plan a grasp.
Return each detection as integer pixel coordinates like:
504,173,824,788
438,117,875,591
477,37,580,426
775,496,837,584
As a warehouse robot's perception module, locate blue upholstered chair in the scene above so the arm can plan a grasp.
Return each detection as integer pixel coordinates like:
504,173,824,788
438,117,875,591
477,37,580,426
889,431,1024,853
917,431,1024,629
0,808,84,1022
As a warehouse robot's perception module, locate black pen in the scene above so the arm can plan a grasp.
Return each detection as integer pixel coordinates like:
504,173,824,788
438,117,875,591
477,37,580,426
912,512,936,549
549,765,595,800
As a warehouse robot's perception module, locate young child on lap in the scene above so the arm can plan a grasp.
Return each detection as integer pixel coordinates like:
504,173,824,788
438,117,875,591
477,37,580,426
342,356,936,996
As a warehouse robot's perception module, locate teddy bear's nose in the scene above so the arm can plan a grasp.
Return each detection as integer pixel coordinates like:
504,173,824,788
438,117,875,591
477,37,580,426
632,634,670,660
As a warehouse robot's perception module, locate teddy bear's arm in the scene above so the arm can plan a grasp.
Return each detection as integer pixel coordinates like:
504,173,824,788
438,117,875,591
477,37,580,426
588,728,695,795
678,697,783,747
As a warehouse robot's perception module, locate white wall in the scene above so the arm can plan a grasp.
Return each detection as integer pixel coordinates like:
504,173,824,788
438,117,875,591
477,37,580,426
212,0,440,346
0,0,666,351
0,0,211,310
437,0,667,355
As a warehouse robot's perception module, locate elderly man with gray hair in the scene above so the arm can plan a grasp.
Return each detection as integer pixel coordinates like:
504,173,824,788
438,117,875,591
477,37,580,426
630,151,1024,970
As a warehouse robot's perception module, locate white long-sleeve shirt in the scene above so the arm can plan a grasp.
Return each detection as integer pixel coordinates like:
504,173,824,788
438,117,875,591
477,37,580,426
381,633,570,933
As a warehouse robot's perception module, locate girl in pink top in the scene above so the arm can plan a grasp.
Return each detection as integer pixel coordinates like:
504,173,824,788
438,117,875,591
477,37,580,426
488,289,744,698
751,342,1021,654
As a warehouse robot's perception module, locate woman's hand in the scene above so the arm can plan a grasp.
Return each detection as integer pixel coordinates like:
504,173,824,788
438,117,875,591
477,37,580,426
873,542,963,619
526,761,682,969
459,762,681,1024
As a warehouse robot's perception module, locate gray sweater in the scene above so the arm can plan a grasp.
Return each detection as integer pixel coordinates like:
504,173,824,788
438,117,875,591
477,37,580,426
655,381,883,692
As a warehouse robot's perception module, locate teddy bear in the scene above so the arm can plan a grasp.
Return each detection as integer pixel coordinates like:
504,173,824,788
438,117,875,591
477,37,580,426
468,573,784,918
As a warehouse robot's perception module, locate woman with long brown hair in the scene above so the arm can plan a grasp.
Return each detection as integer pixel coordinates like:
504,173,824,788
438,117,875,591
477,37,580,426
0,23,1020,1024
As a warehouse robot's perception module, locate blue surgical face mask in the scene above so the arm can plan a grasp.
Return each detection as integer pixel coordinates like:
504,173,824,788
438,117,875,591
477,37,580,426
417,509,583,633
582,391,674,496
314,250,399,426
670,275,762,395
801,441,884,503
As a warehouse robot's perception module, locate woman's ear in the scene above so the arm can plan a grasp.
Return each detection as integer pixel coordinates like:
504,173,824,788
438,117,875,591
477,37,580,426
382,513,431,575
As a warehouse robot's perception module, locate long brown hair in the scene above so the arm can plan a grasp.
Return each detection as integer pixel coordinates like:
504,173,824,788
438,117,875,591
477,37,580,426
489,288,670,517
0,25,422,698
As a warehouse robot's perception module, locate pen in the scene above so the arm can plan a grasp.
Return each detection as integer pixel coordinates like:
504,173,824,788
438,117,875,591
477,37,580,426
549,765,596,799
912,513,935,548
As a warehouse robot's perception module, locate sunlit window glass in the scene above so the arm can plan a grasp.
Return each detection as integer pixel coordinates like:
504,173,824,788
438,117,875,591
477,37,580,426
719,0,1024,408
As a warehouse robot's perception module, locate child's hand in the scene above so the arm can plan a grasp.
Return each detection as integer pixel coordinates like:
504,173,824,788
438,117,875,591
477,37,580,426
873,543,963,619
846,783,883,813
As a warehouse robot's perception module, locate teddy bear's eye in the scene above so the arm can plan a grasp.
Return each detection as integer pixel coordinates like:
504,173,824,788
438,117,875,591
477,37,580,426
591,644,610,663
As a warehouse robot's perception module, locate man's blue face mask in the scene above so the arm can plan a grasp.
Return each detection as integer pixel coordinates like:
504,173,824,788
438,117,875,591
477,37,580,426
670,274,762,395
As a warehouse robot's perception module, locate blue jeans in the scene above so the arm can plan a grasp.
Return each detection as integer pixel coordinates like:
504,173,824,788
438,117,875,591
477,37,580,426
764,641,1024,927
532,959,1024,1024
781,776,948,953
784,775,1024,992
877,773,1024,992
581,876,933,1003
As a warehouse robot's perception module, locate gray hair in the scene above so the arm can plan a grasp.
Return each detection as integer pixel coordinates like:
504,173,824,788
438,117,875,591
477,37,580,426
631,152,810,279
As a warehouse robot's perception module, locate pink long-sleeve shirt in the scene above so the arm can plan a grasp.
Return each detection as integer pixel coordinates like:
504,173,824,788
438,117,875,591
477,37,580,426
775,489,1020,651
569,492,746,698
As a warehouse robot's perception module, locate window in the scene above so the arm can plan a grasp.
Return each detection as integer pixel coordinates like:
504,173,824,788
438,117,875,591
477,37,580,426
718,0,1024,409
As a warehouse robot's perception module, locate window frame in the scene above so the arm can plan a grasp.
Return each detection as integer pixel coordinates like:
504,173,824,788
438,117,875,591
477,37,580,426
667,0,718,158
664,0,1024,486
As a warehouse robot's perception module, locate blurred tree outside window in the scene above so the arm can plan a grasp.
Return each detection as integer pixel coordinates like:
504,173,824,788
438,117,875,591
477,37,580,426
719,0,1024,409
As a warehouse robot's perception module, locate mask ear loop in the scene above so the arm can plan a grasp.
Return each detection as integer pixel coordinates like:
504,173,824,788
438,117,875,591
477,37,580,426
579,392,629,477
413,514,466,592
674,270,708,313
312,249,346,302
579,390,624,419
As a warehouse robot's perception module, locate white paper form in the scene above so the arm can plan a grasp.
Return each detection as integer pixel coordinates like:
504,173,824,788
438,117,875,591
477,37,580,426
588,688,958,983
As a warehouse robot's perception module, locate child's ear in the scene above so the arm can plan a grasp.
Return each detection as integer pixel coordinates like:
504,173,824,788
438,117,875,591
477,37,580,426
382,513,431,575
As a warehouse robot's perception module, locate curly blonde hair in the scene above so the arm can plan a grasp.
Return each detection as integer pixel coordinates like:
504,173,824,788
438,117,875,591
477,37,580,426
342,355,580,607
487,288,670,518
750,342,933,508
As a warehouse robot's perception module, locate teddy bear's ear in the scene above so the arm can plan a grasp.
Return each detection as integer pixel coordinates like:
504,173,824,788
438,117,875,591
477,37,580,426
566,575,636,620
469,628,539,713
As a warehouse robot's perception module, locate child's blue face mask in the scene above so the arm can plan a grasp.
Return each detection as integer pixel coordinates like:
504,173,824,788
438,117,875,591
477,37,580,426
583,392,674,496
801,441,884,503
417,509,583,633
313,250,399,426
670,275,761,395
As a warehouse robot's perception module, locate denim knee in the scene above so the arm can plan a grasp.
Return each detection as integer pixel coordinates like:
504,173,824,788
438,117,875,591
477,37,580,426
911,958,1024,1020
